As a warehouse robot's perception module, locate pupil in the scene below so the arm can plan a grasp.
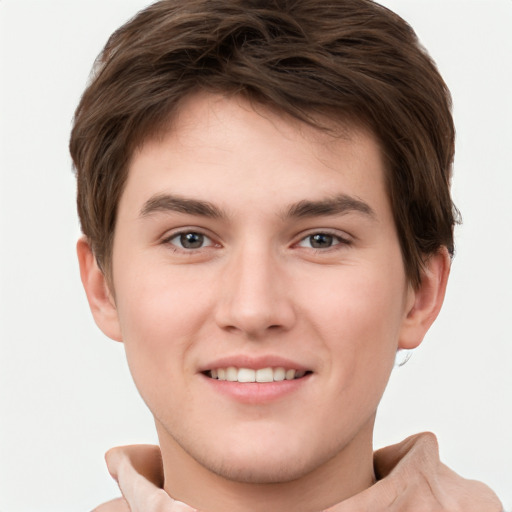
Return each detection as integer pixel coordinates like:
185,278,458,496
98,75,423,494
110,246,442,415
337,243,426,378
310,233,333,248
180,232,203,249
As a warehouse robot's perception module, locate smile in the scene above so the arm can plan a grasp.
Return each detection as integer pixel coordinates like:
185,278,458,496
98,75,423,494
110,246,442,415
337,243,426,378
206,367,309,383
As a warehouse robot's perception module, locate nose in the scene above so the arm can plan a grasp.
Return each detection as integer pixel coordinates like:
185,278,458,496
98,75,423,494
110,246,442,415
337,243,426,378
214,245,296,339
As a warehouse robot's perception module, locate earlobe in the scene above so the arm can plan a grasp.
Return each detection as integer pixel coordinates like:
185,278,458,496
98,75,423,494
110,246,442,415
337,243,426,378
76,237,123,342
398,247,451,350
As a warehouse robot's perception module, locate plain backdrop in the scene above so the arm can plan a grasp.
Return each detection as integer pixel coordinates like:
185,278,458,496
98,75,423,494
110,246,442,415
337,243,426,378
0,1,511,510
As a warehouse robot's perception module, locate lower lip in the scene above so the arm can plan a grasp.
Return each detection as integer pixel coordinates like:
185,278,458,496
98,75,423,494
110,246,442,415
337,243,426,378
201,373,311,404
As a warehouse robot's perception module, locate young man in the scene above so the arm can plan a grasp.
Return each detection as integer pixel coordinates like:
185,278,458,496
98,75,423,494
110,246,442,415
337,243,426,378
70,0,503,510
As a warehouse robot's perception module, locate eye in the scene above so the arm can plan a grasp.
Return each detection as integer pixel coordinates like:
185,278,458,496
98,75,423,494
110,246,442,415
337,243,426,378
297,232,349,249
166,231,214,250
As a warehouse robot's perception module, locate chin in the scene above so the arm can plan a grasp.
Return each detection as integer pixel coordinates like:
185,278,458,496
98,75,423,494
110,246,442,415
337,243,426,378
157,412,364,486
184,431,340,485
203,453,316,484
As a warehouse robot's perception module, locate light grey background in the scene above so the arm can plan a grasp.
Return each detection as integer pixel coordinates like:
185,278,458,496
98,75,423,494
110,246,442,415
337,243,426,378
0,1,511,510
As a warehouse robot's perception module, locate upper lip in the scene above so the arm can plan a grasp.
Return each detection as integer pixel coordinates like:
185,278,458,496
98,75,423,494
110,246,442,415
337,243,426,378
198,355,311,372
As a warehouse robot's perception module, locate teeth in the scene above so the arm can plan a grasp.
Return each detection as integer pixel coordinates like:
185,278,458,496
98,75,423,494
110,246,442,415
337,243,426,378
237,368,256,382
256,367,274,382
209,367,307,383
273,367,286,381
226,366,238,382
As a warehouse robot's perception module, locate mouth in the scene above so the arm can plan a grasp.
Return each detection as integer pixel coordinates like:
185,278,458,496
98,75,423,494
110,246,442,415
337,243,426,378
203,367,312,383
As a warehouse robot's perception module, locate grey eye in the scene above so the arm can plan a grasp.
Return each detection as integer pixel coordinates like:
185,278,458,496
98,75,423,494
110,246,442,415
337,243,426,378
179,232,205,249
297,232,349,250
308,233,334,248
311,233,333,248
167,231,214,250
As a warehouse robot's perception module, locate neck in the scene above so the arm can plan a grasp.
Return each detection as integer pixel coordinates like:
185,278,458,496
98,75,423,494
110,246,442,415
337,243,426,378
156,418,376,512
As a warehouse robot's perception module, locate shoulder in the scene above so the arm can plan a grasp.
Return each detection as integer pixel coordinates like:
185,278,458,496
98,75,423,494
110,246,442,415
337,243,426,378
91,497,130,512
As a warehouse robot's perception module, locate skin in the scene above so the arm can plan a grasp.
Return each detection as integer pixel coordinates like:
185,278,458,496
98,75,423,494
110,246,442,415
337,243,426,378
79,93,450,512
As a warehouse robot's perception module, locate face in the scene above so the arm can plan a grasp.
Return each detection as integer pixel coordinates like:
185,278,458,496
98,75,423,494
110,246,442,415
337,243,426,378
106,94,416,484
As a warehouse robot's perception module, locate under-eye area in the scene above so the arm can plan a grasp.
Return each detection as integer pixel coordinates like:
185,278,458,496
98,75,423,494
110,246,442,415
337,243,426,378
204,367,313,383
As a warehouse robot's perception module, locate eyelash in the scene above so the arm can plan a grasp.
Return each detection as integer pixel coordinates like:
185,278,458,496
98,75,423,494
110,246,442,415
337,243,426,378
162,229,351,254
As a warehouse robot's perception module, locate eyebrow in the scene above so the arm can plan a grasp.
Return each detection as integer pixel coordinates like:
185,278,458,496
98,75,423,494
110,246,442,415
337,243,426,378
284,194,376,220
139,192,375,221
140,194,225,219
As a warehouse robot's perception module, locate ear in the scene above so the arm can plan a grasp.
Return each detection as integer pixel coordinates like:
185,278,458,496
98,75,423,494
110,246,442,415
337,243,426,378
398,247,451,350
77,237,123,342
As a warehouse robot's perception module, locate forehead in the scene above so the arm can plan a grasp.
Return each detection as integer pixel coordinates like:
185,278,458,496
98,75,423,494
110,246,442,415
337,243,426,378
120,93,390,222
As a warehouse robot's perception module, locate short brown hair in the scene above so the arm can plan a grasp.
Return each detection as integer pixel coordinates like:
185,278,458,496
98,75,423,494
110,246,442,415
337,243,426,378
70,0,457,287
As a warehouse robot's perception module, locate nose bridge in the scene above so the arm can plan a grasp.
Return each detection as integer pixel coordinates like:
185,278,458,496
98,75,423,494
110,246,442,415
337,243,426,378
216,241,294,336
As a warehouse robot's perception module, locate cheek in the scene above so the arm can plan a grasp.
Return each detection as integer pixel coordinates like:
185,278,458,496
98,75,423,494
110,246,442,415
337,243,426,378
309,267,405,340
115,261,211,341
305,267,405,392
112,268,210,395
